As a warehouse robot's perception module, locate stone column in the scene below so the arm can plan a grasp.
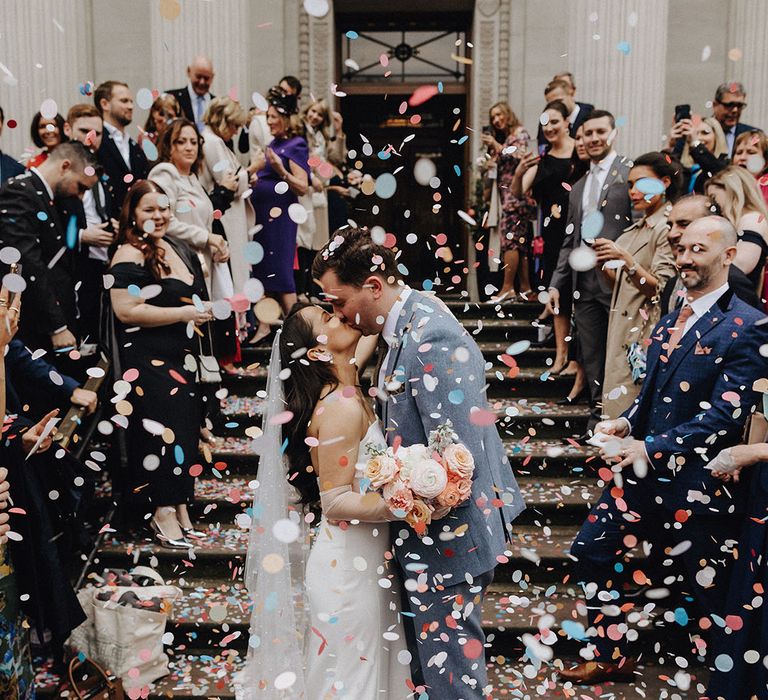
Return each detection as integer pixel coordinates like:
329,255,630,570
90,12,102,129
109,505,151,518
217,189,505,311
726,0,768,133
0,0,90,159
149,0,249,103
567,0,669,157
306,4,336,101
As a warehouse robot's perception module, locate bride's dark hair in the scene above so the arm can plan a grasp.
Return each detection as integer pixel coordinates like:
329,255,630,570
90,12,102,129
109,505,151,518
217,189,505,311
280,302,339,506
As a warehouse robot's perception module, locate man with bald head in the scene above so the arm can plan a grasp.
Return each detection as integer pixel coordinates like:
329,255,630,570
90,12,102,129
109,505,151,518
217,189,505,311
560,214,768,683
168,55,215,130
661,194,759,313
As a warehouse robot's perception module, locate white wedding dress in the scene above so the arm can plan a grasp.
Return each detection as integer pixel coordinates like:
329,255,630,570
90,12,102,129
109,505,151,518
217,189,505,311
303,421,411,699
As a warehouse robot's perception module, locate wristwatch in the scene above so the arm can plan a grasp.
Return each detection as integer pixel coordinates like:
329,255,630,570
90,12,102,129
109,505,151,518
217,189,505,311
626,262,638,277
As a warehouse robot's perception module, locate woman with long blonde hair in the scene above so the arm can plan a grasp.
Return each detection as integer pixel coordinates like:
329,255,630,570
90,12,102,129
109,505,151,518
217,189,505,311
707,166,768,290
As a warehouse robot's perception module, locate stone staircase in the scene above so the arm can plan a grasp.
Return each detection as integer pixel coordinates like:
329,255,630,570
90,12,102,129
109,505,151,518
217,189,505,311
36,296,705,698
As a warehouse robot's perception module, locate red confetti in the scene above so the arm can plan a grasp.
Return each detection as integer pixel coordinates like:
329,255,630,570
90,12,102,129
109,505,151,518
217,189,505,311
189,464,203,477
463,638,483,659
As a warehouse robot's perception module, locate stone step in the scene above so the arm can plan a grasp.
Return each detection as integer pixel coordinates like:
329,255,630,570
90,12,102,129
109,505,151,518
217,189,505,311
221,363,575,398
240,339,557,368
216,395,589,440
35,652,706,699
94,474,601,527
209,436,601,479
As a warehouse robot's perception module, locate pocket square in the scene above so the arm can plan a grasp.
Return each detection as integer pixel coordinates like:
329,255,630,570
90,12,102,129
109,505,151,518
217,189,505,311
694,342,712,355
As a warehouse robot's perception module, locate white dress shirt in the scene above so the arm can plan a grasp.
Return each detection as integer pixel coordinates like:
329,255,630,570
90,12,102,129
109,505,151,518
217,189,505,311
678,282,730,338
82,184,110,262
569,103,581,129
29,167,53,200
378,286,413,390
104,121,131,169
581,150,618,220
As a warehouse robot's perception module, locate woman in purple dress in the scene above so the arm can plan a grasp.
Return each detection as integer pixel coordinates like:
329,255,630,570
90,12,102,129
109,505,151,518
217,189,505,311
249,86,310,344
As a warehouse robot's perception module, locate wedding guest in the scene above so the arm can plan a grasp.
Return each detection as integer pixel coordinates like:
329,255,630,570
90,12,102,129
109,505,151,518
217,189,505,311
248,86,309,345
536,78,593,144
481,103,536,302
733,129,768,206
200,96,253,296
706,166,768,290
667,116,729,193
0,106,24,183
547,110,633,431
512,100,587,375
109,180,210,548
142,93,180,146
149,118,237,369
707,440,768,698
94,80,150,219
594,152,678,417
167,55,215,129
560,216,768,684
26,111,65,169
711,81,760,157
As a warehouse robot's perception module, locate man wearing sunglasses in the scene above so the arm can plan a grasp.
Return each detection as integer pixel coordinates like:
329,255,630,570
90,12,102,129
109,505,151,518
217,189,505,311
712,81,761,157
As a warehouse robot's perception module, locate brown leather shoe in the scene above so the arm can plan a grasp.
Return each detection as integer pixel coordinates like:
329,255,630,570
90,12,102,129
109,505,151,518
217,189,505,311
557,658,638,684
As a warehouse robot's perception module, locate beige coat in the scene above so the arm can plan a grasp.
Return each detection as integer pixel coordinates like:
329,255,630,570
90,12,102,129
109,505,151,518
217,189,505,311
199,127,256,295
148,162,214,295
602,206,676,418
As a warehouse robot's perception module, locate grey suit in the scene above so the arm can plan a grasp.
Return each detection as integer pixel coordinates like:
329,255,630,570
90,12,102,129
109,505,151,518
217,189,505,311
549,154,633,427
378,290,525,697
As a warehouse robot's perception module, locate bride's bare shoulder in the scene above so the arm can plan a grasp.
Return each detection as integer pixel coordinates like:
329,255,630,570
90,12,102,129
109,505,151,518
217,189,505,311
313,387,366,435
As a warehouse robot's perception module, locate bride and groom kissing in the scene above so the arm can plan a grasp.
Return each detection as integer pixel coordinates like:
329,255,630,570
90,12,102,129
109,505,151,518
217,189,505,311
237,227,525,699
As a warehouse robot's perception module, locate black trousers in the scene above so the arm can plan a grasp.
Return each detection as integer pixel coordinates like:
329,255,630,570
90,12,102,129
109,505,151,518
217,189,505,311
573,296,610,429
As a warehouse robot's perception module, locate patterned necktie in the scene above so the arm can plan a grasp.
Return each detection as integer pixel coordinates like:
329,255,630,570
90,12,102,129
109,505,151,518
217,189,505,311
666,304,695,355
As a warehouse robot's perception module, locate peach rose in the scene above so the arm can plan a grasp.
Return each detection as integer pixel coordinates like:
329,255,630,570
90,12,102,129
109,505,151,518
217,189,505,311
454,477,473,502
405,498,433,532
365,454,399,489
409,458,448,499
443,443,475,480
435,481,463,509
383,479,413,516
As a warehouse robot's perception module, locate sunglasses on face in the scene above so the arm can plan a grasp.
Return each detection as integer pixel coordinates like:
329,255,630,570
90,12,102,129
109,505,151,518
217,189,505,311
717,100,747,110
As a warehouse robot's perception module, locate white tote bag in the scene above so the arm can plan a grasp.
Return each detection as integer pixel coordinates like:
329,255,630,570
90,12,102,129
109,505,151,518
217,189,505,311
67,567,182,689
211,261,235,302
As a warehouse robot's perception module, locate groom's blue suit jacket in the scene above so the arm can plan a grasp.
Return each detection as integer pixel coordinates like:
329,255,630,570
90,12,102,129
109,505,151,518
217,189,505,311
622,288,768,514
380,290,525,579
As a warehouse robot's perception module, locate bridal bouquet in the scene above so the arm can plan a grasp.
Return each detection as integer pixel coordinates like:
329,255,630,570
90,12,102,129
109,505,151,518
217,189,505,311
363,421,474,535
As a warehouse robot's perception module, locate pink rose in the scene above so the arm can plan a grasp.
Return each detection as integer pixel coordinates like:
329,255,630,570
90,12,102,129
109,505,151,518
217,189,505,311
435,482,463,509
405,498,433,534
409,458,448,499
443,443,475,480
454,478,473,503
383,479,413,516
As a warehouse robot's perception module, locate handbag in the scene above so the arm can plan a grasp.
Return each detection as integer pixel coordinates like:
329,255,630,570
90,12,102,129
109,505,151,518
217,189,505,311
211,260,234,302
57,656,125,699
66,567,180,690
197,322,222,384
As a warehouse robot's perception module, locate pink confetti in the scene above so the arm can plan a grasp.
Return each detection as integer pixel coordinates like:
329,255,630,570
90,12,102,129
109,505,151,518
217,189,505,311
408,84,439,107
270,410,294,425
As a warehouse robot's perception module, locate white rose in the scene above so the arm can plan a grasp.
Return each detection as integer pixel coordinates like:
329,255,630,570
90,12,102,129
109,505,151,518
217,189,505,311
409,458,448,500
365,454,399,488
444,443,475,479
397,444,429,484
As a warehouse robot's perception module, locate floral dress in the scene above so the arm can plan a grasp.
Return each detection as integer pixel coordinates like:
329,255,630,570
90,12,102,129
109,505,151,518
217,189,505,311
497,128,537,255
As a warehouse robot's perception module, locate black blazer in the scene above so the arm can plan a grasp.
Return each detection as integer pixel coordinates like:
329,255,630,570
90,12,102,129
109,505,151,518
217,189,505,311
167,86,215,124
0,151,24,184
97,129,149,220
0,171,77,340
661,267,761,314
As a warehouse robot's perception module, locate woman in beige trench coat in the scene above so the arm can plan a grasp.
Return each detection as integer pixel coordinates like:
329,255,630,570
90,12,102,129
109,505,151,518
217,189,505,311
593,152,680,418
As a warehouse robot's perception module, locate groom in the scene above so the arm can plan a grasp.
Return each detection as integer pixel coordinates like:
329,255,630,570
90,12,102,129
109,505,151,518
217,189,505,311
313,227,525,698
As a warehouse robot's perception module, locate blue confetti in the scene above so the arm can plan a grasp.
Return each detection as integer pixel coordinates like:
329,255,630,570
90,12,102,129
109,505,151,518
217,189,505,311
448,389,464,404
561,620,587,640
616,115,629,127
375,172,397,199
66,214,78,249
422,279,433,291
674,607,689,626
174,445,184,464
142,139,158,161
438,82,444,93
281,437,289,454
127,284,141,297
582,210,605,239
453,165,461,176
458,135,468,145
617,41,631,55
397,263,409,276
636,177,665,197
378,149,392,160
243,241,264,265
36,211,48,221
345,30,359,39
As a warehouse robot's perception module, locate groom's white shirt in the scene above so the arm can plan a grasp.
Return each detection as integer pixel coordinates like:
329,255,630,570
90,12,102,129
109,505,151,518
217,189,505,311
377,286,413,390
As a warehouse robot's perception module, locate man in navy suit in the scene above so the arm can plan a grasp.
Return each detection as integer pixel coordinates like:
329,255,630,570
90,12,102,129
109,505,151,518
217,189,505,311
712,81,761,157
0,105,24,184
93,81,149,220
167,55,215,130
559,215,768,683
536,78,593,143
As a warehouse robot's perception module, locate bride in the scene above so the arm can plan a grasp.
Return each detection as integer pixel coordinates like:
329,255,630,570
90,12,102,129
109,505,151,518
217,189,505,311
236,302,411,699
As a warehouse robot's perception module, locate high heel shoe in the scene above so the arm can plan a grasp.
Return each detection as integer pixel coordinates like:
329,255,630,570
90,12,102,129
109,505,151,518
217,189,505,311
181,526,207,540
149,518,193,550
486,290,516,305
556,388,587,405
